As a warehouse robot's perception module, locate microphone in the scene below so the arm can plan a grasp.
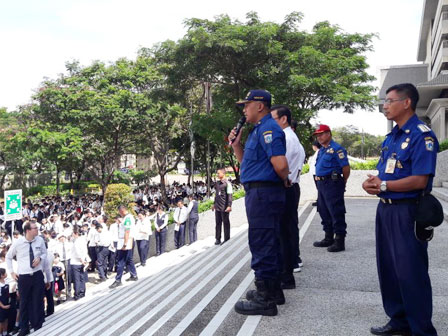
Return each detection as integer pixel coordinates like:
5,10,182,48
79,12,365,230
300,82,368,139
229,116,246,145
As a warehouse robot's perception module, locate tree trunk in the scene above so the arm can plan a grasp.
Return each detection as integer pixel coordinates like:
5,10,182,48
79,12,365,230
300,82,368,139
69,171,74,192
56,166,60,196
159,172,168,205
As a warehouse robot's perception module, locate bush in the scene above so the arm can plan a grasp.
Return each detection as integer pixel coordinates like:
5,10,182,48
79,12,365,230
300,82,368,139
103,184,135,224
439,139,448,152
198,199,214,213
350,160,378,170
111,170,131,185
233,189,245,200
301,163,309,174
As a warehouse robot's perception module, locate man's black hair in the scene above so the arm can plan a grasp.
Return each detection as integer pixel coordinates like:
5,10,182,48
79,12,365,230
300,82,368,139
271,105,292,125
386,83,419,111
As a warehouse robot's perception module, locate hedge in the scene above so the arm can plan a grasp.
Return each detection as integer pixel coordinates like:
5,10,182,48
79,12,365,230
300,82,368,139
440,139,448,152
103,183,136,224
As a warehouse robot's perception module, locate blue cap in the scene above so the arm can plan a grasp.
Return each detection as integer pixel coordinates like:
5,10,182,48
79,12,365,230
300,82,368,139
236,89,271,107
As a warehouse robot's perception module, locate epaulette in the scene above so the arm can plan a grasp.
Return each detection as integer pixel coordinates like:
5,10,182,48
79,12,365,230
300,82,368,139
417,124,431,133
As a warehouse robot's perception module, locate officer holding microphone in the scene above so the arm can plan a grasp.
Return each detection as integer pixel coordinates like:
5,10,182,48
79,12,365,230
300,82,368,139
228,89,289,316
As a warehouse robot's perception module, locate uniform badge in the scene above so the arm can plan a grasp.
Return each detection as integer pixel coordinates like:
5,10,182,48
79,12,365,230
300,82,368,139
338,152,345,159
401,142,408,150
264,133,272,144
397,161,403,169
327,148,334,154
425,139,434,151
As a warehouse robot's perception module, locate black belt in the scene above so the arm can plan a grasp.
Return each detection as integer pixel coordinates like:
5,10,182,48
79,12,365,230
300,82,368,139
380,198,418,205
244,181,283,189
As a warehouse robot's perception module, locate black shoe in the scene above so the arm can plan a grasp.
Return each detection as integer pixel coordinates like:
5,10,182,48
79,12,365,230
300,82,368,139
109,281,122,289
126,276,138,282
312,201,317,206
141,263,146,267
313,233,334,247
220,239,229,245
236,280,278,316
214,240,221,245
17,329,30,336
245,279,285,305
327,235,345,252
370,323,411,335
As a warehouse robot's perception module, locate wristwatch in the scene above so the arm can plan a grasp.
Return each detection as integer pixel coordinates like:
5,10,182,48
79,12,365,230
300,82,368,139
380,181,387,192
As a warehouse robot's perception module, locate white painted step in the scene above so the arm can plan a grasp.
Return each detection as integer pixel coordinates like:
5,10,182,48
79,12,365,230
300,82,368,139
442,181,448,189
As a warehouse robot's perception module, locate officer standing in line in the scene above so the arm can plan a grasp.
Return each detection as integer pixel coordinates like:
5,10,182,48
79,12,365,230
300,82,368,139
363,83,438,336
312,124,350,252
152,205,168,255
212,168,233,245
229,89,289,316
186,195,199,244
270,105,305,288
6,221,48,335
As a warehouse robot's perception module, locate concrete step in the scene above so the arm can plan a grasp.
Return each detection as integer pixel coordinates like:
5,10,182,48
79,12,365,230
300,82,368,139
433,187,448,203
442,181,448,189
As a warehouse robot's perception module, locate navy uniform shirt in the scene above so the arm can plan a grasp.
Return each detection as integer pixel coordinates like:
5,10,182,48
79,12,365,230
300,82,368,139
315,140,349,176
377,114,439,199
240,114,286,183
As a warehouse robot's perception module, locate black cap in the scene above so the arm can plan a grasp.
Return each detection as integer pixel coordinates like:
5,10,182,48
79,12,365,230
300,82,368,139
414,194,444,241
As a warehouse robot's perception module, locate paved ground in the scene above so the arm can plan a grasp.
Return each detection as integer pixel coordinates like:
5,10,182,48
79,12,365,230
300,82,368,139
34,197,448,336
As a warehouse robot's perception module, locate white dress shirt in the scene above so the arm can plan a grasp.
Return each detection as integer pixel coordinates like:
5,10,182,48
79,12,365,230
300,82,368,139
284,126,306,183
109,222,119,243
6,236,47,275
70,236,89,266
173,206,188,224
135,217,152,240
96,229,112,247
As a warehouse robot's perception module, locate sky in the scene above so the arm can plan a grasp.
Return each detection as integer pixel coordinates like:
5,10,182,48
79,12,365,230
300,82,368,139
0,0,424,135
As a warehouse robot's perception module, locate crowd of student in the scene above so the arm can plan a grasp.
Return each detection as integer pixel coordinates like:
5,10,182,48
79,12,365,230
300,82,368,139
0,180,213,335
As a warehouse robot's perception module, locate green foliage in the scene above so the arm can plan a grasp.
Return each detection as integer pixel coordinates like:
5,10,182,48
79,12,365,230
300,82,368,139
439,139,448,152
332,125,384,159
350,160,378,170
198,200,214,213
301,163,310,174
233,189,245,200
111,170,132,185
103,184,135,224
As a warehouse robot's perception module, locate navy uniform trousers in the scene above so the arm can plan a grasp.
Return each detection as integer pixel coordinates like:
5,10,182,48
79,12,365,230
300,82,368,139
96,246,110,279
174,223,186,249
71,264,86,299
376,202,437,336
136,239,150,264
316,178,347,236
155,228,167,255
18,270,45,331
188,217,199,243
280,183,300,283
245,185,285,280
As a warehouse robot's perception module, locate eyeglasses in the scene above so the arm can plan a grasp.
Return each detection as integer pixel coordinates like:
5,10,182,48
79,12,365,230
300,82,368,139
383,98,406,105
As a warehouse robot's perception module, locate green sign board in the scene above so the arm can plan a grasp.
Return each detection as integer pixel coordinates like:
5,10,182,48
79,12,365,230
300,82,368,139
5,189,22,221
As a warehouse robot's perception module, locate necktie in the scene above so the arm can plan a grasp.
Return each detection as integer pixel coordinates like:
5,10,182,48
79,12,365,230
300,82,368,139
29,242,35,268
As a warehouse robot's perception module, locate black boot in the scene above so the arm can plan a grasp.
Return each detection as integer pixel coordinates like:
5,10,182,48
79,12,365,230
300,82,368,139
235,280,278,316
313,232,334,247
327,235,345,252
246,279,285,305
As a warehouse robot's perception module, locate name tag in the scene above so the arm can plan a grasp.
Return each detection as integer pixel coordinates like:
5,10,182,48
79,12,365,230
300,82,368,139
385,158,396,174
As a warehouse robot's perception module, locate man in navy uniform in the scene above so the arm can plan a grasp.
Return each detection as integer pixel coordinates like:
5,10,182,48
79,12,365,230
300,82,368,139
313,124,350,252
229,89,289,316
363,83,438,336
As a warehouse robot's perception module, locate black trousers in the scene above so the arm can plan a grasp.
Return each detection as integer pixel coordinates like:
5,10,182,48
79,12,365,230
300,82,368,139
88,246,97,271
45,281,54,316
215,211,230,242
18,271,45,331
280,184,300,283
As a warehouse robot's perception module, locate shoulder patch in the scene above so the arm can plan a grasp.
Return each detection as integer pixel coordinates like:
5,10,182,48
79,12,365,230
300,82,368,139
264,133,273,144
337,149,343,153
263,130,272,135
338,152,345,159
425,138,434,151
417,124,431,133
